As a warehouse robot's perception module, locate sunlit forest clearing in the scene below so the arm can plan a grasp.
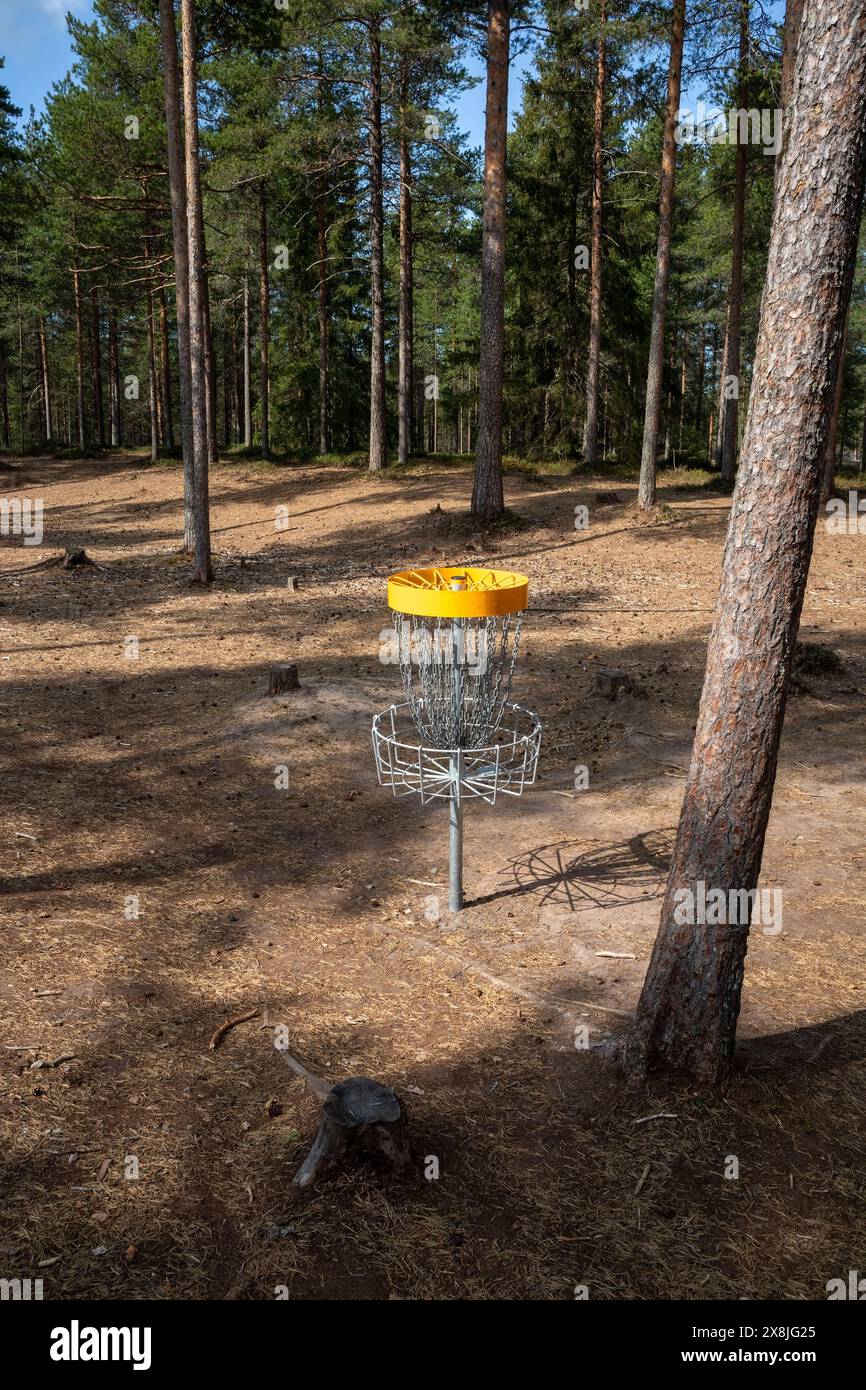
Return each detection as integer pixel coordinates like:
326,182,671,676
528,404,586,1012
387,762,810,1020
1,0,866,1306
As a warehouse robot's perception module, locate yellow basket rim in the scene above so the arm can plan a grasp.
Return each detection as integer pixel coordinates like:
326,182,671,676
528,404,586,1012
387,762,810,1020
387,566,529,618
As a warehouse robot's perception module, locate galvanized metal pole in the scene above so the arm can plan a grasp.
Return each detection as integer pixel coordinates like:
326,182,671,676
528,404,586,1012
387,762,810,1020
449,749,463,911
449,598,466,911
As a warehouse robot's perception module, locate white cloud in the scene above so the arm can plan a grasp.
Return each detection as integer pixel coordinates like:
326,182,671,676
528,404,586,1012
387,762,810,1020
38,0,91,21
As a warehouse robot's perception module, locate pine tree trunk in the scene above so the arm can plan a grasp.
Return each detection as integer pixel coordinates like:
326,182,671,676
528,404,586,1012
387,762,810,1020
159,286,174,450
145,283,159,464
180,0,212,582
368,14,387,472
316,66,330,455
258,182,270,459
714,313,730,468
637,0,685,508
719,1,748,486
582,0,606,466
157,0,195,551
108,307,121,447
38,317,52,444
623,0,866,1082
397,68,414,468
316,179,330,454
780,0,805,112
820,320,848,502
202,279,218,468
92,286,106,447
71,226,86,454
0,339,9,448
471,0,510,520
242,271,252,447
695,326,705,437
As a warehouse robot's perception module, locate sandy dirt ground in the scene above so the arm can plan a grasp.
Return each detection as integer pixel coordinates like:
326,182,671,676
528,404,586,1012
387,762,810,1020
1,450,864,1300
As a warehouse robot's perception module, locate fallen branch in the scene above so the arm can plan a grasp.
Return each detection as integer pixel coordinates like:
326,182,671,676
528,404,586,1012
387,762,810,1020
209,1008,260,1050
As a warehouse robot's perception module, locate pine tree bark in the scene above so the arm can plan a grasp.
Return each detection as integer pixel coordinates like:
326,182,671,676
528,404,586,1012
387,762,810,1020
71,224,86,453
89,288,105,448
202,279,218,469
108,306,121,447
145,284,159,464
780,0,805,112
623,0,866,1081
471,0,510,520
157,0,195,550
367,13,387,472
159,286,174,450
582,0,606,466
38,317,52,444
180,0,212,582
0,339,10,448
820,319,848,503
317,178,330,453
258,181,270,459
476,14,511,481
397,66,414,468
637,0,685,508
713,313,730,468
718,0,748,486
242,271,252,447
316,64,330,455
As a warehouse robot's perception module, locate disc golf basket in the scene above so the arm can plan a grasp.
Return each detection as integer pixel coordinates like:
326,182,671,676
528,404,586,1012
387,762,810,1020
372,567,542,911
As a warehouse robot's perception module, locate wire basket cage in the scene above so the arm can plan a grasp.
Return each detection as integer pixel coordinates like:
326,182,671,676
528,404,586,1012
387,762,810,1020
372,699,541,806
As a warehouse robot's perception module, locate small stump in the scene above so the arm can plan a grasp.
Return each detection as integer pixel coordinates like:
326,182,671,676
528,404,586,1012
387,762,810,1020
62,547,98,570
269,663,300,697
594,667,630,700
293,1076,410,1188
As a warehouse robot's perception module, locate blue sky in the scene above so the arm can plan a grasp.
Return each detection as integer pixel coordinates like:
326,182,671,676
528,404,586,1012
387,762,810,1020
0,0,91,120
0,0,785,139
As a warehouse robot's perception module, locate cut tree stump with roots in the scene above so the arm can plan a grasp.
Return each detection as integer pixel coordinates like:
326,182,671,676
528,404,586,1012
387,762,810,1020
268,662,299,696
293,1076,410,1188
595,668,631,700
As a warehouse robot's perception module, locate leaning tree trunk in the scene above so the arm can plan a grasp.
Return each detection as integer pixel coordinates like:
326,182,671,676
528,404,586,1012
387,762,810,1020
637,0,685,509
157,0,195,551
258,182,270,459
397,66,413,468
718,0,748,487
471,0,510,522
623,0,866,1082
582,0,606,467
180,0,212,583
820,321,848,503
367,14,387,473
780,0,805,113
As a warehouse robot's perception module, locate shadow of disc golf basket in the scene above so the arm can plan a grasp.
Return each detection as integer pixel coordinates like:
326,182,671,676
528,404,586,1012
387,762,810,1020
372,566,543,910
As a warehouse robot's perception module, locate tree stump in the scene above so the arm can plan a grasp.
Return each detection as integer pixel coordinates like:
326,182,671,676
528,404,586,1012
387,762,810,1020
286,576,300,593
594,667,630,700
293,1076,410,1188
62,547,100,570
268,663,299,696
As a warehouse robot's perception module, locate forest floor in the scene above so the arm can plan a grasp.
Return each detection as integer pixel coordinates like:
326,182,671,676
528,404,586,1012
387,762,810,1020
1,448,865,1301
